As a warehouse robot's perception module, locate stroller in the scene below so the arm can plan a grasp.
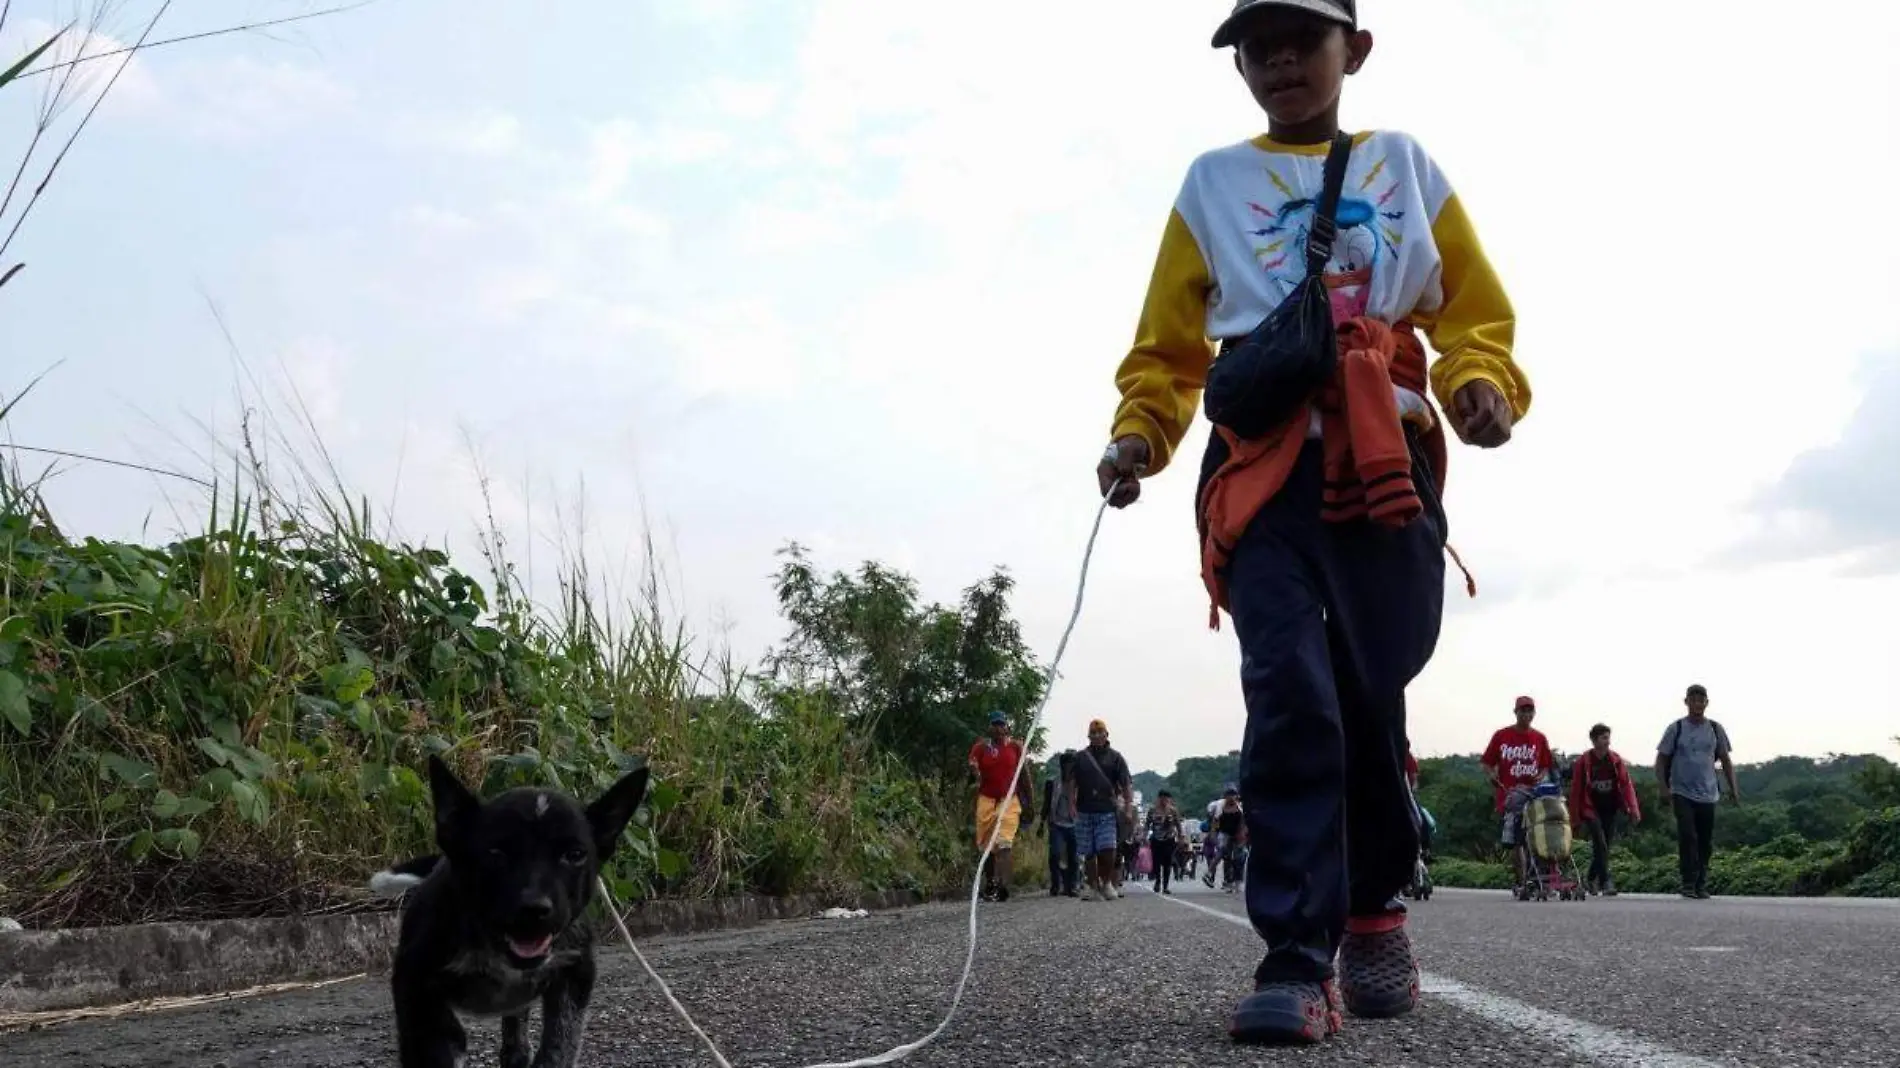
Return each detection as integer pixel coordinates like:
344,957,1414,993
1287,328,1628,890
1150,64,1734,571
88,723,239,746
1413,798,1436,896
1513,782,1586,902
1405,793,1436,901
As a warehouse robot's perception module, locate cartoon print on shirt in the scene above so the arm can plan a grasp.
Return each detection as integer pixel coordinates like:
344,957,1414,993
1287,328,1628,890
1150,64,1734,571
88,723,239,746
1246,151,1407,321
1327,226,1376,320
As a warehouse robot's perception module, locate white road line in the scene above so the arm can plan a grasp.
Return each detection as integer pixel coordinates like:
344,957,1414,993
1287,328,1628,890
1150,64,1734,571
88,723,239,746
1156,892,1745,1068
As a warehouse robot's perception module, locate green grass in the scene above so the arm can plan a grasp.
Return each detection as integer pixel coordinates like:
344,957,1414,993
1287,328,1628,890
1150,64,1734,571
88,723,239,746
0,428,987,927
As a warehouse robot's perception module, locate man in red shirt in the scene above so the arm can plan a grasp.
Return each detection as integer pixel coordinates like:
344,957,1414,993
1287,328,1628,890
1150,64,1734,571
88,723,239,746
1480,696,1553,888
969,711,1036,902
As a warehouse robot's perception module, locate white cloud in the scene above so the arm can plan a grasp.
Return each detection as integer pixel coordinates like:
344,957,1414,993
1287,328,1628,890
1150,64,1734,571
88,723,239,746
12,0,1900,777
2,17,161,117
1725,353,1900,571
397,203,478,238
699,78,780,123
277,335,353,441
428,111,524,157
144,55,353,141
579,119,735,204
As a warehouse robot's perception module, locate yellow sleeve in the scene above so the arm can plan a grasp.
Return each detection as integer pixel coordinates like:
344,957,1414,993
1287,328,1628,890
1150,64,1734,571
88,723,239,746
1110,207,1217,478
1417,192,1532,421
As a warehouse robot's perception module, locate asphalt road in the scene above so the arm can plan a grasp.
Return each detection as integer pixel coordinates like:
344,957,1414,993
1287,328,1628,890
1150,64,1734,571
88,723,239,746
4,880,1897,1067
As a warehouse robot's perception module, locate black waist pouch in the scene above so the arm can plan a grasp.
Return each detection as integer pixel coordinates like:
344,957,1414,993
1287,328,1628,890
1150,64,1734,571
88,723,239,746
1201,131,1355,441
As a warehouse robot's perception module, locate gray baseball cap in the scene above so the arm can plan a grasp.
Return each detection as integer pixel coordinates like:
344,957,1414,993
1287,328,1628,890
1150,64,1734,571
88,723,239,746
1211,0,1357,48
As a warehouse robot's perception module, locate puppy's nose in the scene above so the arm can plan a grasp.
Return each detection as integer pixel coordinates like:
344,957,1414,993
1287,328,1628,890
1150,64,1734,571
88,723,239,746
517,896,554,925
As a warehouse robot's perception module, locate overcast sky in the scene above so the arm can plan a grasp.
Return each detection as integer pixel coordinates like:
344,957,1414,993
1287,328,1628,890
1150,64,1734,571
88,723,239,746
3,0,1896,776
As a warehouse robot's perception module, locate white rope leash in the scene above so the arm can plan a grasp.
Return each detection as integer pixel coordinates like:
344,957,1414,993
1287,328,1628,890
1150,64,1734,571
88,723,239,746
597,481,1124,1067
598,873,737,1068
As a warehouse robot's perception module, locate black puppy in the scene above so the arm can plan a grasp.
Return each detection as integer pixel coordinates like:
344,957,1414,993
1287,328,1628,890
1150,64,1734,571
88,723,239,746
370,754,650,1068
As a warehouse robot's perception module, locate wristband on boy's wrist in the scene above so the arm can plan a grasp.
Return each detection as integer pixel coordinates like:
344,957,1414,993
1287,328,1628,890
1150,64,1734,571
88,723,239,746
1103,439,1147,470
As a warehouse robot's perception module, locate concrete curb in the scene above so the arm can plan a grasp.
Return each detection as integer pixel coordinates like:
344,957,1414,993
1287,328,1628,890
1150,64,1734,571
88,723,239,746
0,887,957,1015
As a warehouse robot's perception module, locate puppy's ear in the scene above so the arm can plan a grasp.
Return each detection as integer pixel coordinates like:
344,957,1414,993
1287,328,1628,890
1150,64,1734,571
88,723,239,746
428,754,481,851
585,766,650,859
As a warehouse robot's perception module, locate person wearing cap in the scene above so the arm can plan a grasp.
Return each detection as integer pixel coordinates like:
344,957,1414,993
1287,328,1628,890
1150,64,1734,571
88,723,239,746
1482,696,1555,891
968,710,1035,902
1091,0,1528,1043
1568,723,1642,896
1656,684,1738,899
1066,718,1133,901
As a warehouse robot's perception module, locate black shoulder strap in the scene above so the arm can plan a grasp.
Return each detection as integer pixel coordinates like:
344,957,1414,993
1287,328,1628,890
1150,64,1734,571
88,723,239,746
1305,131,1356,276
1077,746,1108,787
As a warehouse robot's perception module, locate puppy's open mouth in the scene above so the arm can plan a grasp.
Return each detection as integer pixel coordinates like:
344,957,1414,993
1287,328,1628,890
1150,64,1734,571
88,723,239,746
506,933,554,961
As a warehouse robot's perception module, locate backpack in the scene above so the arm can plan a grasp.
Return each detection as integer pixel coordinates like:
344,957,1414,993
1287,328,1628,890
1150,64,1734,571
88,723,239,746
1201,131,1356,440
1665,717,1723,757
1527,793,1573,861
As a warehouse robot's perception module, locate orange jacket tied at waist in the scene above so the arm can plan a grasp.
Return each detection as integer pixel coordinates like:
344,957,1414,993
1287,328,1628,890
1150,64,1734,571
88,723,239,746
1198,317,1472,628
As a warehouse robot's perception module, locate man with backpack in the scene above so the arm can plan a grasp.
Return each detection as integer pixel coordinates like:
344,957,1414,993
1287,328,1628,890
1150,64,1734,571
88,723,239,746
1655,684,1739,899
1568,724,1642,895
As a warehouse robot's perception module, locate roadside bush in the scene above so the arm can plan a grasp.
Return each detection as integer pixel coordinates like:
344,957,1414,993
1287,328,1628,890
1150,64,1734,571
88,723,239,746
0,456,1017,926
1429,858,1512,890
1404,750,1900,900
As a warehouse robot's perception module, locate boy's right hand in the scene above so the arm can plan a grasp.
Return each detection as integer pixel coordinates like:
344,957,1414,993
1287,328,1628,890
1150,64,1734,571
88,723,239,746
1095,435,1150,508
1451,380,1514,448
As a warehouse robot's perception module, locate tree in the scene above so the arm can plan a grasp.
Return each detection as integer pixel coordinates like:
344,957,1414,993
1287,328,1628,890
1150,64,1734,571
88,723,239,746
1856,747,1900,808
1789,794,1865,843
1143,745,1900,881
1131,770,1169,803
1715,801,1794,849
1415,765,1501,860
1168,753,1243,815
763,544,1047,782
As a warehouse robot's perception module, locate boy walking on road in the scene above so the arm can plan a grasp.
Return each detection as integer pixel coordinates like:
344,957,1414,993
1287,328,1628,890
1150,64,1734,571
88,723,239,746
1569,724,1642,896
1094,0,1528,1045
1656,685,1738,899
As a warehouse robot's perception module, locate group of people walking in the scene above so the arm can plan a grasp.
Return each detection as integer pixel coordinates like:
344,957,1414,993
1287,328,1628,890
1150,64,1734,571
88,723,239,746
970,714,1263,904
975,681,1740,920
972,716,1138,903
1480,685,1738,898
1036,720,1206,901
